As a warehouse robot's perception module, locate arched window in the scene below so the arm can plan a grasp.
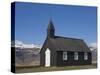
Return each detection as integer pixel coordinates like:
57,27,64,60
63,52,67,60
74,52,78,60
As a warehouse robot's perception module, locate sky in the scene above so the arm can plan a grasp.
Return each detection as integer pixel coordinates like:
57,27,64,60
14,2,97,46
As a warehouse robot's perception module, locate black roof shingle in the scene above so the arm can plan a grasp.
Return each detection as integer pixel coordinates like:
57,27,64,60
48,36,90,52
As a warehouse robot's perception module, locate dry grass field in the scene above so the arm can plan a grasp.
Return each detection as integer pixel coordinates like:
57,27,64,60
15,63,97,73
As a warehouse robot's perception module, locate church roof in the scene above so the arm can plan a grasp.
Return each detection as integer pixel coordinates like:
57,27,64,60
48,36,90,52
41,20,91,52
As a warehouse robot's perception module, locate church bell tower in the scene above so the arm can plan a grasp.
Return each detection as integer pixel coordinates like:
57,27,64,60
47,20,55,38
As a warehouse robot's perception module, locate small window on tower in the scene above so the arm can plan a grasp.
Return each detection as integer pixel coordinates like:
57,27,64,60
63,52,67,60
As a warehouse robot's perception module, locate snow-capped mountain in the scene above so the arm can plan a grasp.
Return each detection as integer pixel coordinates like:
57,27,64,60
89,42,97,51
11,40,41,66
11,40,41,49
89,42,97,63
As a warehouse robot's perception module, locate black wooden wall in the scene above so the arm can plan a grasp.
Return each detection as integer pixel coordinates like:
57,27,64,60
56,51,92,66
40,38,92,67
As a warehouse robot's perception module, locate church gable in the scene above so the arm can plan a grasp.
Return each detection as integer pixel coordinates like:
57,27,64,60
40,38,55,53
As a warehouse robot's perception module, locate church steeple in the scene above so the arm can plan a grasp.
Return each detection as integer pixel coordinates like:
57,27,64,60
47,20,55,38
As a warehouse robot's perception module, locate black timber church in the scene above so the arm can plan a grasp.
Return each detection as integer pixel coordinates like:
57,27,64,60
40,20,92,67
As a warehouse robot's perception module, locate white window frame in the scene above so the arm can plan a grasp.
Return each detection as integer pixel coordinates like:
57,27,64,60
84,52,88,60
74,52,78,60
63,52,67,60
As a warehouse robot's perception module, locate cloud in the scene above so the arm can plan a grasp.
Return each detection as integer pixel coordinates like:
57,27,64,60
12,40,41,49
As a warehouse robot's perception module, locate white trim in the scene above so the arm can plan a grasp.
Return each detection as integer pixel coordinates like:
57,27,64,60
63,52,67,60
74,52,78,60
84,52,88,60
45,48,50,67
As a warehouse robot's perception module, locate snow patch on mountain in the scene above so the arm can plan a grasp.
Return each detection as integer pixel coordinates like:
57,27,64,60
89,42,97,63
89,42,97,51
11,40,42,49
11,40,41,66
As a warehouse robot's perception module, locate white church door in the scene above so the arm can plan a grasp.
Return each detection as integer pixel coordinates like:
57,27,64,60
45,48,51,67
